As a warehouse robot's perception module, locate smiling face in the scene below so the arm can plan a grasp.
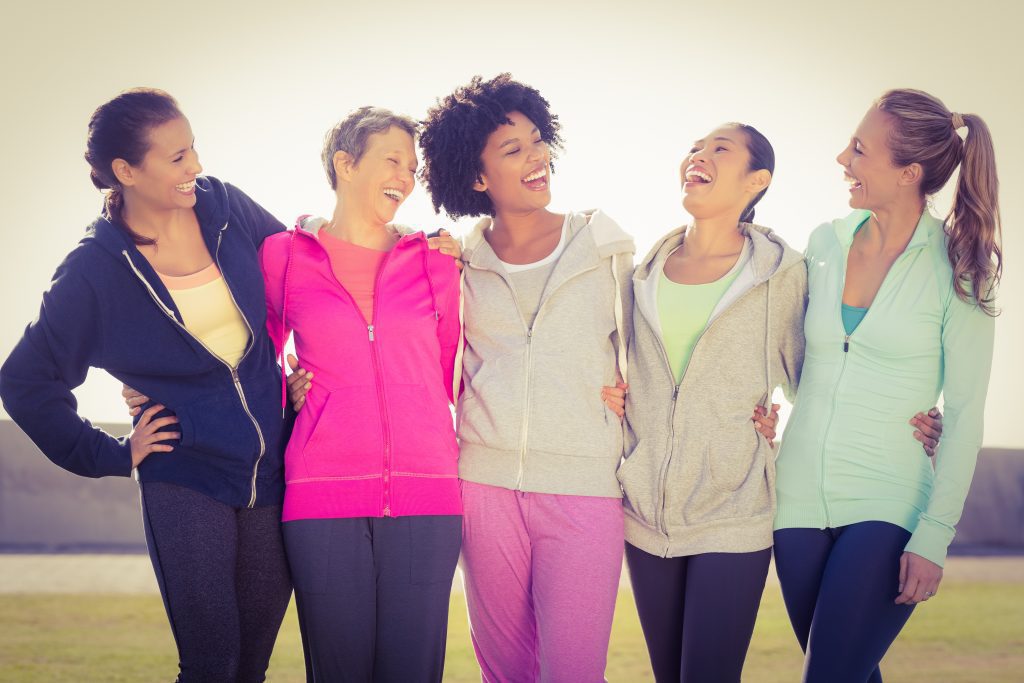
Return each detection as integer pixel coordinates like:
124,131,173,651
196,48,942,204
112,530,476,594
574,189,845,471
836,106,915,211
473,110,552,214
115,116,202,212
680,125,769,221
337,125,417,225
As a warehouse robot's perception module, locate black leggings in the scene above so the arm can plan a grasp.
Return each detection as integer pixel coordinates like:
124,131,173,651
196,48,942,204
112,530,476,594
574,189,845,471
625,542,772,682
140,481,293,683
773,522,916,683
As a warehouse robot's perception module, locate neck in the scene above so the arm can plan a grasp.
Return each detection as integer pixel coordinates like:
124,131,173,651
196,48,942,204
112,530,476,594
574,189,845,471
490,207,560,245
120,198,193,241
325,195,394,249
684,212,746,257
863,196,925,253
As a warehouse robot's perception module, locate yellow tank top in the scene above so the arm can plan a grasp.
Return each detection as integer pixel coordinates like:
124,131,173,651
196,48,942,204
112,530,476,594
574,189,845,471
158,263,250,368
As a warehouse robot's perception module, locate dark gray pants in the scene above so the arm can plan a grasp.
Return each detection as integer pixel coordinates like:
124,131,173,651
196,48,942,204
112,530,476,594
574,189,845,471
626,542,772,683
283,515,462,683
140,481,293,683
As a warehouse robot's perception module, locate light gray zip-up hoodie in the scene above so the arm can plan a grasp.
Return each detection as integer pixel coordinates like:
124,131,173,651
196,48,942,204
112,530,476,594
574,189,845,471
619,223,807,557
457,210,635,497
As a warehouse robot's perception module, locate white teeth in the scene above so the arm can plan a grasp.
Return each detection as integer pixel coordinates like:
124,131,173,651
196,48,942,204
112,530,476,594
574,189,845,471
176,181,195,191
686,170,712,183
523,169,546,183
383,188,404,201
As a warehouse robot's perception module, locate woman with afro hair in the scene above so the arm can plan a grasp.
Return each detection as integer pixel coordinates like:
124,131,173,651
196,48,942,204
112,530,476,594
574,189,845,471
417,73,635,682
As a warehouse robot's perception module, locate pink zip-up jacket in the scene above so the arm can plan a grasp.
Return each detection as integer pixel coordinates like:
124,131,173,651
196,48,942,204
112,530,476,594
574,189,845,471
259,217,462,522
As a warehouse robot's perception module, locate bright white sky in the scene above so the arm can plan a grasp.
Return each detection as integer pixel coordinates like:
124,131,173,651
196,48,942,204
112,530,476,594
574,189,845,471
0,0,1020,446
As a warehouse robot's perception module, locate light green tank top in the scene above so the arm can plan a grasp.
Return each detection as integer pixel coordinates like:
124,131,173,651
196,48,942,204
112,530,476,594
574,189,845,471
657,256,744,384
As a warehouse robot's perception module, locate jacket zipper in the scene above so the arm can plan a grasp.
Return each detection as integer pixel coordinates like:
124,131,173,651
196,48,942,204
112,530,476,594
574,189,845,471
820,236,919,527
646,282,765,535
470,260,600,491
300,230,400,516
121,225,266,508
514,326,534,489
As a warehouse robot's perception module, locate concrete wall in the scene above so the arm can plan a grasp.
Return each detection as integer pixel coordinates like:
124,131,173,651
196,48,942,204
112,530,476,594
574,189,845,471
0,421,146,552
1,420,1021,552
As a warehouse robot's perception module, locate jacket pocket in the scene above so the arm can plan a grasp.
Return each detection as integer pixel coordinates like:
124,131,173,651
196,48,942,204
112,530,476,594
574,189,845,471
177,394,256,460
407,515,462,585
703,424,764,493
617,439,662,525
527,351,620,458
457,351,525,451
302,387,381,478
388,383,458,475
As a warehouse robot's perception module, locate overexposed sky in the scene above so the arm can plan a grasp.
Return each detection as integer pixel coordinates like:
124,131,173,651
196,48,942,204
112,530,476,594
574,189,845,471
1,0,1020,446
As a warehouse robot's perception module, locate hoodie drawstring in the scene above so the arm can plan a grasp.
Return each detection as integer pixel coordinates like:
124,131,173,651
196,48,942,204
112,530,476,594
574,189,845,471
763,277,772,410
280,229,297,416
611,252,629,385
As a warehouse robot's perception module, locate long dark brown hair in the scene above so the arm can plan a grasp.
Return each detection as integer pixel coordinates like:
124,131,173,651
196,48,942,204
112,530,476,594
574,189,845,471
84,88,183,245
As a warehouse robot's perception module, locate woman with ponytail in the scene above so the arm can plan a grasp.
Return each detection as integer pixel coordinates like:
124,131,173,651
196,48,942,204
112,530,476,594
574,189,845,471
0,88,294,681
773,89,1000,682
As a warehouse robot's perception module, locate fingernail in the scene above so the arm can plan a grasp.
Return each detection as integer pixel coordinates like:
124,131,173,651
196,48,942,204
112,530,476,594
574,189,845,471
305,383,312,390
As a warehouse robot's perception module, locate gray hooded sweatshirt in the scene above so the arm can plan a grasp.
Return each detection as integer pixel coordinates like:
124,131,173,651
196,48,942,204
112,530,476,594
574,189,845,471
619,224,807,557
457,210,635,497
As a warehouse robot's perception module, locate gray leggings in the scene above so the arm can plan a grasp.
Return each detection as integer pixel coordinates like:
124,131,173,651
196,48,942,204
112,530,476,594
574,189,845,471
283,515,462,683
140,481,293,683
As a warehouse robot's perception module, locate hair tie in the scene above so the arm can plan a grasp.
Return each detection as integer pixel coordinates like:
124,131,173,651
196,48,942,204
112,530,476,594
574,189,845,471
951,112,966,130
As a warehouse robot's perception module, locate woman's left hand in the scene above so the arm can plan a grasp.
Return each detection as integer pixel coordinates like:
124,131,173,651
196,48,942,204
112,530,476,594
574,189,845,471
896,551,943,605
910,407,943,457
427,229,463,270
753,403,781,448
601,382,628,419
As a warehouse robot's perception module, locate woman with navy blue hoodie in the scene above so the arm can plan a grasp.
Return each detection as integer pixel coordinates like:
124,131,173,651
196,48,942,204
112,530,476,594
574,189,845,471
0,88,292,682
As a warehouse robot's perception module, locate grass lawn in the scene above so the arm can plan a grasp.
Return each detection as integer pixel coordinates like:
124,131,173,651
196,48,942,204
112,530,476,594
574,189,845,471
2,581,1022,682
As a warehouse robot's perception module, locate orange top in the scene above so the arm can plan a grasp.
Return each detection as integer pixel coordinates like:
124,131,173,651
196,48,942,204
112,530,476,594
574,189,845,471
318,231,389,323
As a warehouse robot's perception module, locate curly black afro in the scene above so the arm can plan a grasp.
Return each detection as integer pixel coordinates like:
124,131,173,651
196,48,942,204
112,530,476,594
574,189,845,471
419,74,563,219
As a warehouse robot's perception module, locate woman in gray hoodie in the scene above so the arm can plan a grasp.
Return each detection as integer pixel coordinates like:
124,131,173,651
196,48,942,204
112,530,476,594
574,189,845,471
614,123,942,683
417,74,640,682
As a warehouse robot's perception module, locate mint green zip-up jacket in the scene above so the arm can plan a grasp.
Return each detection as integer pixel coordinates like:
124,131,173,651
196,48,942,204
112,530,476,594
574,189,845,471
774,210,995,567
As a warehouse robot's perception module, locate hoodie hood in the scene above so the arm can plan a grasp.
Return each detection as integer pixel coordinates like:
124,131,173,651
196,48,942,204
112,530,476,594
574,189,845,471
296,215,420,239
634,222,804,341
89,175,232,259
636,222,801,284
461,209,635,263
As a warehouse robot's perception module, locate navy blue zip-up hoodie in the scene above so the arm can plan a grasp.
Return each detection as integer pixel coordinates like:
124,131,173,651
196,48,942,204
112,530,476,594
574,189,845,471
0,177,288,508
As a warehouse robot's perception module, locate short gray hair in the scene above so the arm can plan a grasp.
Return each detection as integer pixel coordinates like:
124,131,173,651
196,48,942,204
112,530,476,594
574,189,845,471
321,106,419,189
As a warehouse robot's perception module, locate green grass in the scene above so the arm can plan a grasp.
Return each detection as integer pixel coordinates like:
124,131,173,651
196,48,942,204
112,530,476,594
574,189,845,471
2,582,1022,682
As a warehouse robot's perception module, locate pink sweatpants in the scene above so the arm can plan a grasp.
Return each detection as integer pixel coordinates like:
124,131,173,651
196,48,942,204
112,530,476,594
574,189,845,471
460,480,625,683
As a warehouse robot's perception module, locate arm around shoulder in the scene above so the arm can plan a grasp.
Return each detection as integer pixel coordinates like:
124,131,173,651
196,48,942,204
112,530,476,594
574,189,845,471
226,182,286,248
774,259,808,403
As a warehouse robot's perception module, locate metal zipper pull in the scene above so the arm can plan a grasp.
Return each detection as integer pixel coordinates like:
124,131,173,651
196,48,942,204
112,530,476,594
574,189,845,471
368,325,375,341
672,386,680,401
843,336,850,353
526,328,533,344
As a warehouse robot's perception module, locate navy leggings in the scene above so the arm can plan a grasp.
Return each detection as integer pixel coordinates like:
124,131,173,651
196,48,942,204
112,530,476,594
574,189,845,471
773,522,916,683
283,515,463,683
625,542,772,682
140,481,293,683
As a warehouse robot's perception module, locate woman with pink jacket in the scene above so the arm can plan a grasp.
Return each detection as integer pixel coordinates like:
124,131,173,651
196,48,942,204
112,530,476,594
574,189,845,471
258,106,462,683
